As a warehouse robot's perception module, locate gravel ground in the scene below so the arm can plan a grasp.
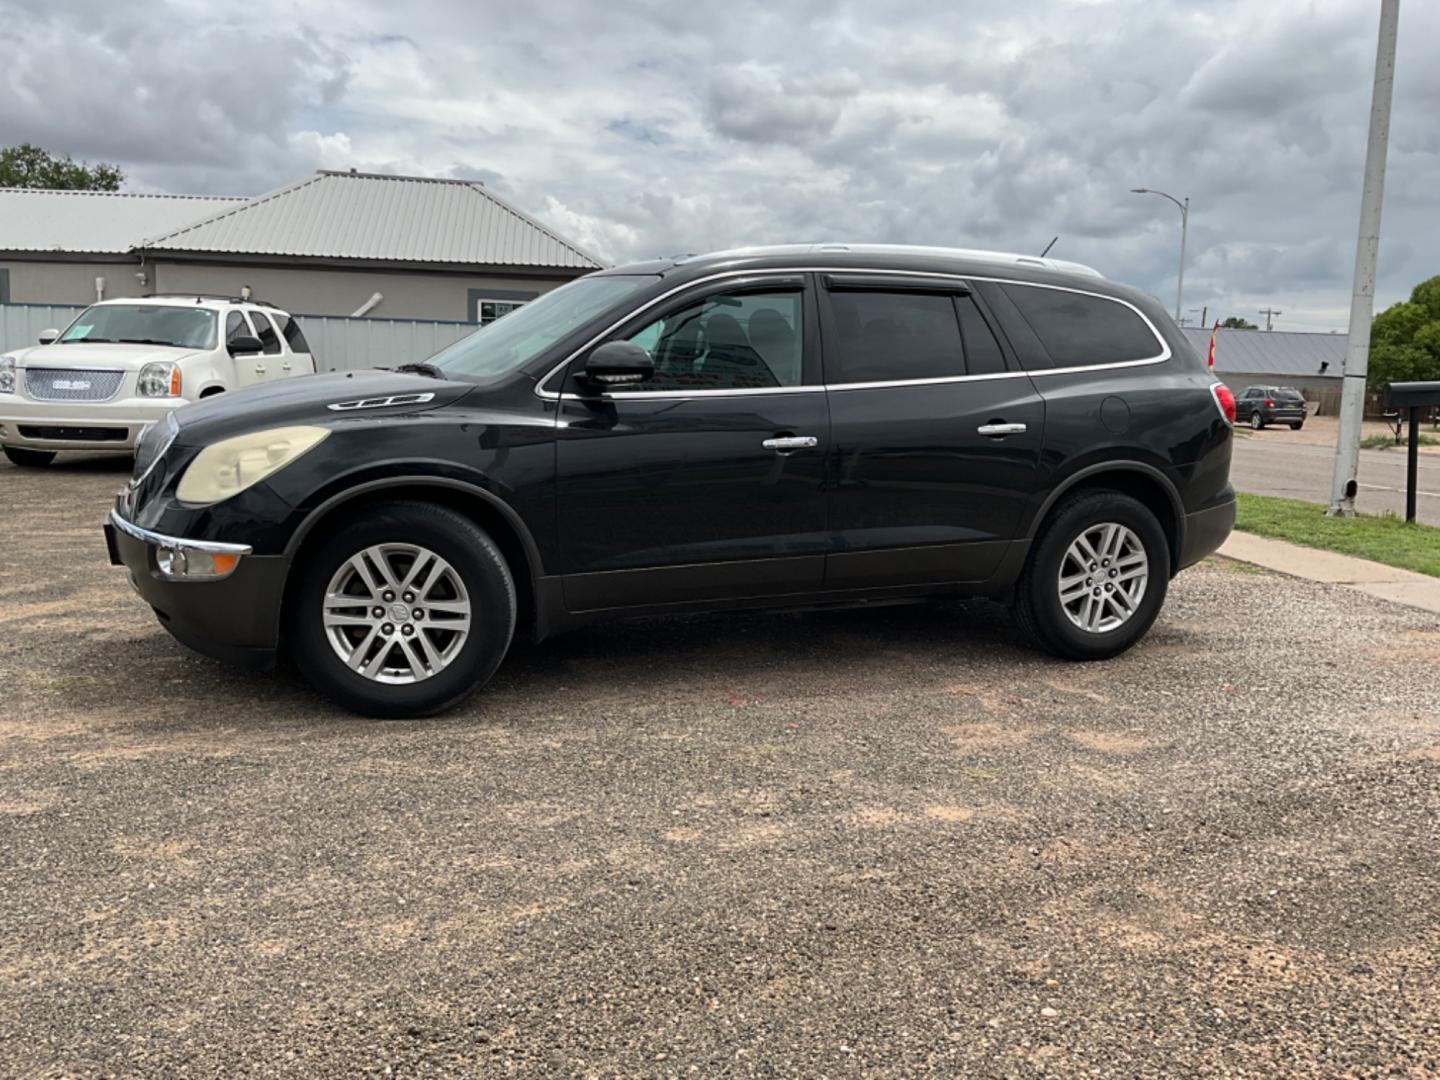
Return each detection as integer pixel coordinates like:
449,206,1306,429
2,455,1439,1078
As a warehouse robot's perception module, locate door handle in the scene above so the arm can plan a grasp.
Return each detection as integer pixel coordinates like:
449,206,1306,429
762,435,818,452
282,362,292,372
255,365,266,375
977,422,1026,437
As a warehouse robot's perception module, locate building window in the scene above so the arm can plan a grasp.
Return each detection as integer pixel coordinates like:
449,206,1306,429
0,268,9,304
477,299,526,325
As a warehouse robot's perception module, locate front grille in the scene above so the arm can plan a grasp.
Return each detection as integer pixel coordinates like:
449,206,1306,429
24,368,125,402
18,425,129,442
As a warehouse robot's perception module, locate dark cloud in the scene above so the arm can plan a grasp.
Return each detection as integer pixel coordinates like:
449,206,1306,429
1,0,1435,329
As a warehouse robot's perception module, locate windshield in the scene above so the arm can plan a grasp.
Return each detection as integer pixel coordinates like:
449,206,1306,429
428,275,652,379
59,304,217,350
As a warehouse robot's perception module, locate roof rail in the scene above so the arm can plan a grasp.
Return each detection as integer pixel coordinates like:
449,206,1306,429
678,243,1105,279
144,293,280,308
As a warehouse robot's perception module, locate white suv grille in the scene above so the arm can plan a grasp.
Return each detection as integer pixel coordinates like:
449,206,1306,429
25,368,125,402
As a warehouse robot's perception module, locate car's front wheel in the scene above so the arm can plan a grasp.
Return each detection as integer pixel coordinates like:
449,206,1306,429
290,501,516,717
1013,491,1170,661
3,447,57,468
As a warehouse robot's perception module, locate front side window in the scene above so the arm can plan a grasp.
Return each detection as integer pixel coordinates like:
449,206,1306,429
225,311,251,343
250,311,283,354
621,289,804,392
1002,284,1163,368
431,275,652,381
59,304,217,350
826,290,964,383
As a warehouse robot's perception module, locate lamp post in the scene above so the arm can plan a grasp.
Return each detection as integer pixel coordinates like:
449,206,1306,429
1132,188,1189,324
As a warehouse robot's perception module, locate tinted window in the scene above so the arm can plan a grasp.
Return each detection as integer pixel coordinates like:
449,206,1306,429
273,313,311,354
827,291,963,383
956,295,1006,375
1003,285,1161,367
1275,388,1304,401
250,311,282,354
225,311,250,343
623,290,803,392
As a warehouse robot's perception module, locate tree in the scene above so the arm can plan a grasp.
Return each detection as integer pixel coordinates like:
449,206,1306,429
1220,316,1258,330
1368,274,1440,388
0,143,123,191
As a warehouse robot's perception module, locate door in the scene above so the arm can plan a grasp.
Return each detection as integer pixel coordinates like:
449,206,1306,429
248,311,290,381
224,310,268,387
272,313,317,375
555,277,829,611
819,275,1045,587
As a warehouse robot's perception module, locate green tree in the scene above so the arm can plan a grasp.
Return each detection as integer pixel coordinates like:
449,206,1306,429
0,143,123,190
1220,316,1258,330
1369,275,1440,388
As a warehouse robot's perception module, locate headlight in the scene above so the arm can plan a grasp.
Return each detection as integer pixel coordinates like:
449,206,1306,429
137,361,182,398
176,426,329,505
0,355,15,394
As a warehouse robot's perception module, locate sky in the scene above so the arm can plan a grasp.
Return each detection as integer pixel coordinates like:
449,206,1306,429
2,0,1436,332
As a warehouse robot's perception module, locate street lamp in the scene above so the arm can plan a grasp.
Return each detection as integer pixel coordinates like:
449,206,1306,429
1132,188,1190,324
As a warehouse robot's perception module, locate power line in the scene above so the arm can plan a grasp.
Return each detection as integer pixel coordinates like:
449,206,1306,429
1259,307,1283,331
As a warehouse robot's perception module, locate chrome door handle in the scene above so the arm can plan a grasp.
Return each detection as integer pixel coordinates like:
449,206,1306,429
762,436,818,452
254,365,266,375
282,363,292,372
977,422,1027,437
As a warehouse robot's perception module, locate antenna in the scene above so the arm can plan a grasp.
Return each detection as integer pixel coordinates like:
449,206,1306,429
1040,236,1059,258
1259,307,1283,331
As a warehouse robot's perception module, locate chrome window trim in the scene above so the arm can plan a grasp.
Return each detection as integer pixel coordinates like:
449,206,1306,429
107,508,253,555
535,267,1172,402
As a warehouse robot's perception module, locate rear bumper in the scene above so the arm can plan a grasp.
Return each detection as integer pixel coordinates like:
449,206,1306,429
1177,492,1236,571
106,510,284,668
1,398,186,451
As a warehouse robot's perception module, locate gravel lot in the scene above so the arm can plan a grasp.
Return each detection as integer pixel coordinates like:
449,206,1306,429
2,456,1439,1078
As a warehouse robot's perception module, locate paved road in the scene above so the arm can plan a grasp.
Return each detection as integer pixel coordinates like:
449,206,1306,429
3,456,1440,1076
1231,434,1440,525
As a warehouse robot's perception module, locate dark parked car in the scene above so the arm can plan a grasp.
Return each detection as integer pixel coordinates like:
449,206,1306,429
1236,385,1307,430
104,244,1237,717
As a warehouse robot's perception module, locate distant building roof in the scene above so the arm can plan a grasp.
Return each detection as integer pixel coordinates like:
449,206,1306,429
0,189,245,255
139,171,604,271
1180,326,1346,379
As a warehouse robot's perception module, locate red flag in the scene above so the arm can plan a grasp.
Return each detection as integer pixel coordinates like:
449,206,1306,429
1206,319,1219,369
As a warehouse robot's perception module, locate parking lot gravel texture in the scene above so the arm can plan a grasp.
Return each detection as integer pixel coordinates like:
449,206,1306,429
2,457,1439,1078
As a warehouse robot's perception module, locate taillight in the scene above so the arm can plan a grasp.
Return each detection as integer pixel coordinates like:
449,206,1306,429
1210,382,1236,426
1264,397,1274,408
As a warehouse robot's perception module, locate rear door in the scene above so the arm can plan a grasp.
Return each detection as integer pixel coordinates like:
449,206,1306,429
554,275,830,611
819,274,1045,587
224,310,267,388
272,313,317,375
247,311,289,381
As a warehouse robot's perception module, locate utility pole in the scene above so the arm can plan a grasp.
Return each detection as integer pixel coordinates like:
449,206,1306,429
1328,0,1400,518
1131,188,1189,323
1259,307,1283,331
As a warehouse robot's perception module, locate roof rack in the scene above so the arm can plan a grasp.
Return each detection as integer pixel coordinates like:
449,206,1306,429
677,243,1105,279
144,292,280,308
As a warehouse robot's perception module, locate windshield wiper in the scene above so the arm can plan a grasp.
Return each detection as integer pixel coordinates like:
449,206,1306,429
391,362,447,379
59,337,117,344
116,338,182,347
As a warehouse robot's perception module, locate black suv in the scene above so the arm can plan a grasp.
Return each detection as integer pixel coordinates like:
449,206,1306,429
104,245,1236,716
1236,385,1307,430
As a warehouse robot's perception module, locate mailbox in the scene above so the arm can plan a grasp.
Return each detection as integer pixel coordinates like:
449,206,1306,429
1384,381,1440,523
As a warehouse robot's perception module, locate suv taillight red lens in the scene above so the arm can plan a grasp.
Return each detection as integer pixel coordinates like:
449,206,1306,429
1211,383,1236,426
1264,397,1274,408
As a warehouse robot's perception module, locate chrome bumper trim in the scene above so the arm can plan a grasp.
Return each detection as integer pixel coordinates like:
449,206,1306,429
107,509,253,556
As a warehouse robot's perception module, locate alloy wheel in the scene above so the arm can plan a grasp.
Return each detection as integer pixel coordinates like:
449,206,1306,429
321,543,471,684
1057,522,1149,634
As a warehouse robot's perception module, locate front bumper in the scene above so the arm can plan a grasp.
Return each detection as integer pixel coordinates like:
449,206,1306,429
2,397,188,451
105,509,285,668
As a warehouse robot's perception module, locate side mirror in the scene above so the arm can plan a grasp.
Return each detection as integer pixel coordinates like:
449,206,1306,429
582,341,653,388
38,329,59,345
228,335,263,356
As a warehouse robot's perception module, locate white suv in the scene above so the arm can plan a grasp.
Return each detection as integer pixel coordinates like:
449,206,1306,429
0,296,317,467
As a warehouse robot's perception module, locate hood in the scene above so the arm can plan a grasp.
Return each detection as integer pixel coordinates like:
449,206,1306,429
10,341,201,369
170,369,473,444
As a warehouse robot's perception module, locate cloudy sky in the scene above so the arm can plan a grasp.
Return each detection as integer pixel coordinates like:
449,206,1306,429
3,0,1435,330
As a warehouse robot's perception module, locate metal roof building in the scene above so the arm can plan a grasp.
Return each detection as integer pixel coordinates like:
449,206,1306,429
1180,327,1346,385
1,171,603,320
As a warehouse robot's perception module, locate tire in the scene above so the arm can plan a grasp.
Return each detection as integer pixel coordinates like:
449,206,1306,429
1290,422,1303,431
1012,491,1170,661
289,501,516,718
1250,411,1265,430
3,447,57,467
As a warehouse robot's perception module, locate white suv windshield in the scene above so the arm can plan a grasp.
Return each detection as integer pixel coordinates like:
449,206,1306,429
429,275,652,380
60,304,218,350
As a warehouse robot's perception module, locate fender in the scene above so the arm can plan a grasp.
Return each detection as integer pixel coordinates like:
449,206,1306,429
1024,458,1187,553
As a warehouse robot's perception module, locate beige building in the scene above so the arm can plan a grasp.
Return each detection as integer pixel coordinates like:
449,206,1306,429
0,170,603,322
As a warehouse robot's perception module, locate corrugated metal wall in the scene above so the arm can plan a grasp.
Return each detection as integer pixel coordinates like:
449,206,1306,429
1,304,479,371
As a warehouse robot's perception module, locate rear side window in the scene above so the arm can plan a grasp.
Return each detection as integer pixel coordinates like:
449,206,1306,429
955,295,1007,376
250,311,283,355
826,291,964,382
273,314,311,354
1003,284,1162,368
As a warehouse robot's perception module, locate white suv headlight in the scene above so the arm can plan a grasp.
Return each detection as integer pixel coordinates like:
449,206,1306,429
0,355,15,394
137,361,181,398
176,426,329,506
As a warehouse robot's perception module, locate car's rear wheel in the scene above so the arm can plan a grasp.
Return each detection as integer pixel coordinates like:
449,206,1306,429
1290,421,1304,430
3,447,57,467
1013,491,1170,661
290,501,516,718
1250,411,1265,430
